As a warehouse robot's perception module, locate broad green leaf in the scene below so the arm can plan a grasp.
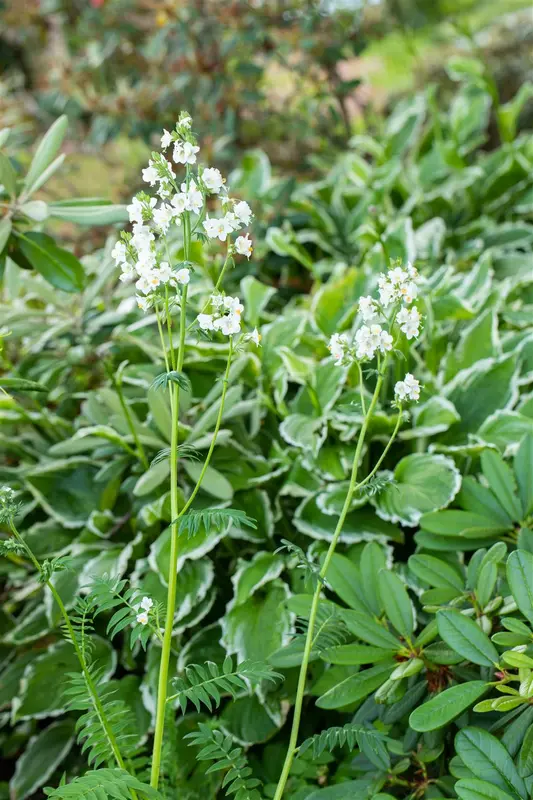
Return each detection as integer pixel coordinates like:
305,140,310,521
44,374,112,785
518,723,533,778
279,413,326,454
240,275,276,326
372,453,461,526
23,115,68,195
16,232,85,293
231,551,284,605
48,200,128,225
481,450,522,521
182,460,233,500
455,779,518,800
378,569,415,639
326,553,371,614
316,661,396,709
437,610,499,666
506,550,533,626
341,610,401,650
408,554,464,591
10,720,75,799
515,434,533,516
1,377,47,393
455,727,527,798
420,509,508,539
409,681,488,732
222,582,290,663
322,643,397,666
360,541,386,616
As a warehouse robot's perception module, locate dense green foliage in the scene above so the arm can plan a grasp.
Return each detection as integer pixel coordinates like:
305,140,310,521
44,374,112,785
1,37,533,800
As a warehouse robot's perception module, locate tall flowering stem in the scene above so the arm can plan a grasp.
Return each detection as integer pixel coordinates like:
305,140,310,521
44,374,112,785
110,113,259,788
274,262,423,799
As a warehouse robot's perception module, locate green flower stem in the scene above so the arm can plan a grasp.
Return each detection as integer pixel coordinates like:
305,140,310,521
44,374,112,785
150,235,190,789
8,522,133,790
274,360,400,800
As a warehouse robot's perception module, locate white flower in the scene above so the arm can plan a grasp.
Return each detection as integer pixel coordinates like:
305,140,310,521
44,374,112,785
185,185,203,214
355,324,383,360
328,332,350,364
378,275,397,308
210,294,225,309
224,296,244,315
247,328,261,346
395,372,420,402
161,129,173,149
119,262,135,283
179,114,192,130
235,234,253,258
198,313,214,331
224,212,241,232
142,162,159,186
358,295,378,322
214,313,241,335
398,281,418,304
397,306,421,340
153,203,174,233
202,167,224,194
136,611,149,625
379,329,393,352
175,268,190,285
388,266,408,285
203,216,233,242
127,197,144,224
233,200,252,226
173,141,199,165
158,262,173,283
112,241,127,264
171,193,188,215
139,596,153,611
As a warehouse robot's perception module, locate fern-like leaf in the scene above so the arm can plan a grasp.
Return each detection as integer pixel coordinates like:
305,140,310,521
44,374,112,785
185,724,262,800
177,508,257,538
88,576,154,650
298,723,391,771
169,655,282,714
61,598,96,663
151,370,191,393
275,539,324,589
295,605,349,653
63,665,141,768
44,768,161,798
355,474,396,500
151,443,202,467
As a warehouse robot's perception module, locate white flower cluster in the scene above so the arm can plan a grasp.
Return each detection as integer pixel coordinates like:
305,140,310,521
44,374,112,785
136,596,153,626
327,262,423,402
112,112,254,312
394,373,421,402
198,295,244,336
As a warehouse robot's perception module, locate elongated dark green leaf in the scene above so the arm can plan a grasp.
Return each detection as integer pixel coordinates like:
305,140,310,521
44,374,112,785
341,609,402,650
455,727,527,798
408,554,464,591
437,610,499,666
515,434,533,517
518,723,533,778
378,569,415,638
409,681,488,732
316,661,396,709
16,232,85,293
481,450,523,521
455,779,518,800
1,377,48,393
0,151,17,197
506,550,533,626
0,217,12,253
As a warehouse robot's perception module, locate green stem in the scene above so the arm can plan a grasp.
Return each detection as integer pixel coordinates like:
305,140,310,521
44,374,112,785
273,360,394,800
9,523,132,786
150,282,189,789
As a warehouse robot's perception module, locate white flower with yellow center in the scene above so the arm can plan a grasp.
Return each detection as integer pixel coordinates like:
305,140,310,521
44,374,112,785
235,234,253,258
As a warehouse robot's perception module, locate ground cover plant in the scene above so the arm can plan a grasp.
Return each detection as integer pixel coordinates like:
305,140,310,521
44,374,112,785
0,53,533,800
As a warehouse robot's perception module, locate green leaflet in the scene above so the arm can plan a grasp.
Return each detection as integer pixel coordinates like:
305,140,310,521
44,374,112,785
409,681,489,732
437,610,499,666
